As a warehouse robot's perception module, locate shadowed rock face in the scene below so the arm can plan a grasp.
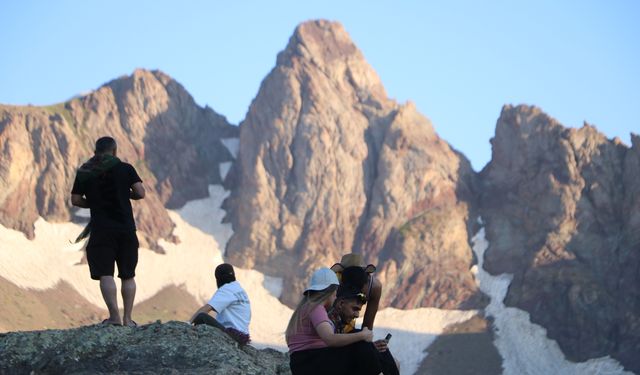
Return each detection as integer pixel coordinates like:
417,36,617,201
480,104,640,372
0,69,237,250
0,321,290,374
223,20,483,309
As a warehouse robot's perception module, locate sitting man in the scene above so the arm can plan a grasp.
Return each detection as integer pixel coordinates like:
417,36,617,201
328,284,399,375
331,253,382,331
189,263,251,345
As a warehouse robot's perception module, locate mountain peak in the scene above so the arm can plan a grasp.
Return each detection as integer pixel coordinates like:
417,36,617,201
101,69,185,100
273,19,388,109
278,20,359,65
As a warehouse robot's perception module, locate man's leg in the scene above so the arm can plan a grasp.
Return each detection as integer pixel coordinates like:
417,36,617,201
87,230,119,324
122,278,136,326
100,276,121,324
117,231,139,327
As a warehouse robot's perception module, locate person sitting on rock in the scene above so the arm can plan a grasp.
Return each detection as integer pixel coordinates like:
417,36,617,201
189,263,251,345
331,253,382,331
286,267,382,375
328,284,399,375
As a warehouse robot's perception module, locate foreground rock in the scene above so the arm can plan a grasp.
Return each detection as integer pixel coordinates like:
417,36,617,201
0,321,290,375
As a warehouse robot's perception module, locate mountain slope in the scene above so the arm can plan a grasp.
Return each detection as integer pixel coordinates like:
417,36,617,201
0,69,237,249
223,20,483,309
480,104,640,372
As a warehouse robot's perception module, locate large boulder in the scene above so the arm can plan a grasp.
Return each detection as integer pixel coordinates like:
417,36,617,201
0,321,290,374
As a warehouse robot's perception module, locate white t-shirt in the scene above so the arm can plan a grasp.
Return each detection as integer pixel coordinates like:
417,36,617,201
207,280,251,334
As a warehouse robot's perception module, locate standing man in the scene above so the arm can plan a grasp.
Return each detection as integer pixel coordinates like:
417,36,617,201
71,136,145,327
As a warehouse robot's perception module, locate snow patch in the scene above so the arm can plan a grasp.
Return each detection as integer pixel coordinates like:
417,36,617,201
174,185,232,255
219,161,233,180
471,227,631,375
261,274,284,299
221,138,239,158
0,218,99,304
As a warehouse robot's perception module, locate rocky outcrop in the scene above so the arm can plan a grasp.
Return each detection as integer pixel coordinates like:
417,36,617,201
480,104,640,372
0,321,290,374
223,20,483,309
0,70,237,249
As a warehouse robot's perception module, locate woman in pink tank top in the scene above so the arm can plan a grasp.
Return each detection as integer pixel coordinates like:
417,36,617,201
285,268,382,375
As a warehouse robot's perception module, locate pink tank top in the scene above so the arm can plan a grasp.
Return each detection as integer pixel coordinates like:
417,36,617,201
287,304,334,353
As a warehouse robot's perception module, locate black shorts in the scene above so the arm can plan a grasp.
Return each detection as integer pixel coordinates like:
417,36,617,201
86,230,139,280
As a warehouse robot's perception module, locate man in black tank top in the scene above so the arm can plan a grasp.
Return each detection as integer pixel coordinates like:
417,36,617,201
331,253,383,331
71,137,145,327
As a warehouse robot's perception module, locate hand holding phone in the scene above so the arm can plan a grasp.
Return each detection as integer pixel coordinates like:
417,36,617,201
374,334,392,352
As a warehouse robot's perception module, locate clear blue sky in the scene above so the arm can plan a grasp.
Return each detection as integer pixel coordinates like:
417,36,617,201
1,1,638,170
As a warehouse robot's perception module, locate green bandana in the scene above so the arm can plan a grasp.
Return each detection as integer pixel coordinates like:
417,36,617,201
76,154,120,184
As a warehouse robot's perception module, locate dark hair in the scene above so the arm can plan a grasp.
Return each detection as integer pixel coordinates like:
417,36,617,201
337,284,367,304
341,266,368,289
95,136,117,154
215,263,236,288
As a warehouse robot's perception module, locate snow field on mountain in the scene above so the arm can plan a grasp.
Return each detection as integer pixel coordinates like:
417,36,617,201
0,184,475,374
3,184,631,374
471,227,631,375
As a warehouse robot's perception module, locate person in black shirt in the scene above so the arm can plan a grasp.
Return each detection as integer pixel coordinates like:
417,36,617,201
71,136,145,327
328,284,400,375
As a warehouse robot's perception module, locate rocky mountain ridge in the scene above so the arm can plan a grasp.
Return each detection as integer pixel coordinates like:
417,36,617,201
0,69,237,250
223,19,485,310
0,19,638,373
480,104,640,371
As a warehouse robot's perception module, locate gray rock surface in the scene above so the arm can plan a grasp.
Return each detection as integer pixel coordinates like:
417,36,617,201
0,321,290,375
480,104,640,372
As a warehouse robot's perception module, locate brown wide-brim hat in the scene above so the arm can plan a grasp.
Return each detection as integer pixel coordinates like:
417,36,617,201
330,253,376,273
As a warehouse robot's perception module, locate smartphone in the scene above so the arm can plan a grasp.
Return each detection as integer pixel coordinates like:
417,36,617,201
384,333,392,343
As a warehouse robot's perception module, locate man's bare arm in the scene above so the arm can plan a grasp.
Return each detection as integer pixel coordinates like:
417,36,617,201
71,194,89,208
130,182,145,200
362,277,382,330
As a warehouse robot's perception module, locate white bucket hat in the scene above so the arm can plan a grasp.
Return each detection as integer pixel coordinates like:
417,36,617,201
304,267,339,293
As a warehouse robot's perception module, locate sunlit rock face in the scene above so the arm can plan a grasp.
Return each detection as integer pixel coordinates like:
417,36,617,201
223,20,483,310
0,69,237,250
480,104,640,372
